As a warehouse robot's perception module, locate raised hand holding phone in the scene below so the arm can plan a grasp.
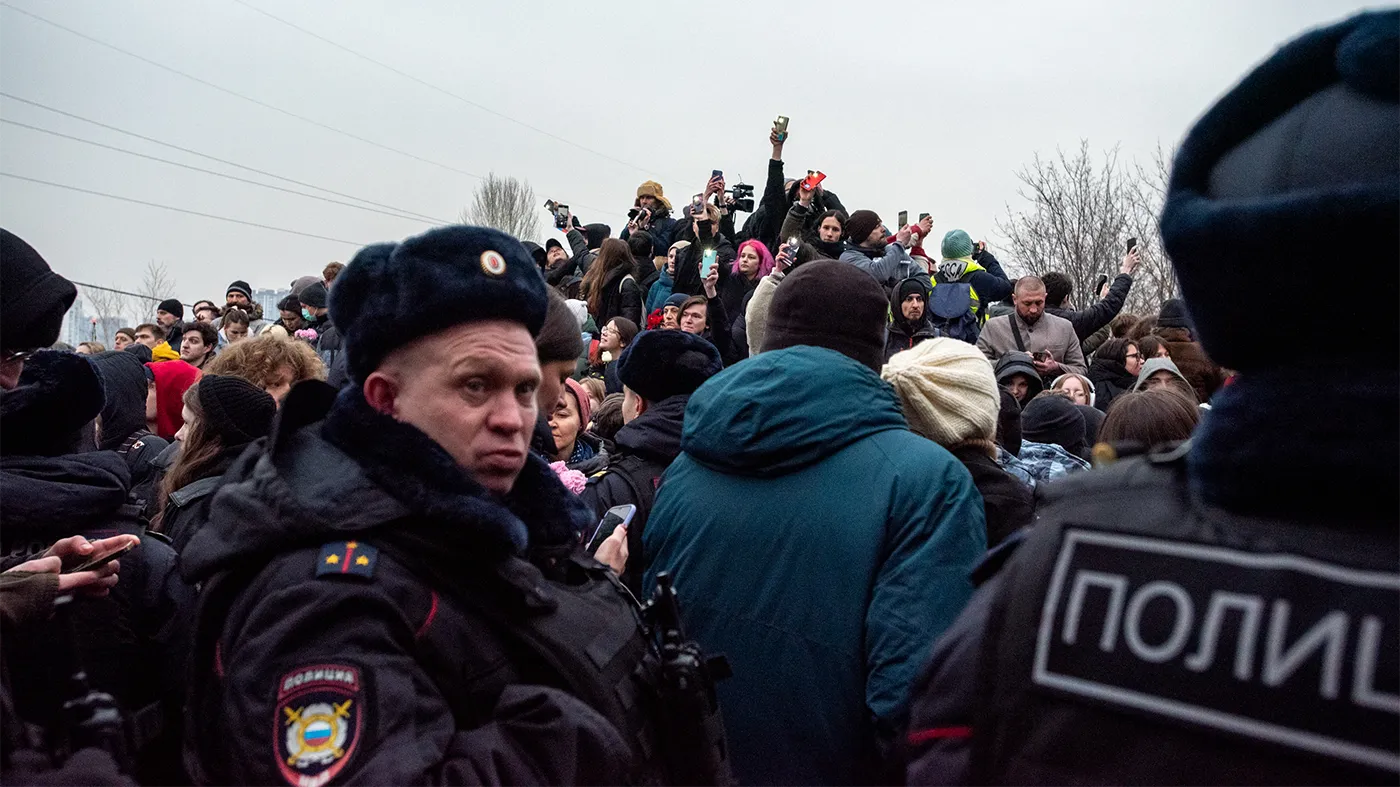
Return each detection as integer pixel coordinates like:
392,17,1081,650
1121,244,1142,275
702,253,720,297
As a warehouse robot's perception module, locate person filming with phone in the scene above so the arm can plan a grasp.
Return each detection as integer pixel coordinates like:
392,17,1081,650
977,275,1087,382
840,209,920,289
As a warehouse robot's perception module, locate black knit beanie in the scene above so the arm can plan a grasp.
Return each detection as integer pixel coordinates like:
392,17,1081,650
197,374,276,446
157,298,184,320
1022,395,1089,459
225,280,253,301
0,229,77,353
761,259,888,373
298,281,328,309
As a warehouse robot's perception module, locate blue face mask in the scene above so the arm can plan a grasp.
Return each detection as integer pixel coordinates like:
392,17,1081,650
302,308,315,322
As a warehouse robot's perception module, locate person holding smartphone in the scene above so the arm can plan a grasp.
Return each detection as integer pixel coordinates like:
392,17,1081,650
670,202,736,298
580,329,723,595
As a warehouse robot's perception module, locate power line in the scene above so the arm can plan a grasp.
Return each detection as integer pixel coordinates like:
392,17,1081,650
1,4,617,221
0,92,449,224
229,0,680,185
70,281,165,303
1,172,365,246
2,118,447,225
0,2,486,180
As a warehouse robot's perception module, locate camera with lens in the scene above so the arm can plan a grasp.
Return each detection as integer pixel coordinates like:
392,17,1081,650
543,199,570,230
724,182,755,213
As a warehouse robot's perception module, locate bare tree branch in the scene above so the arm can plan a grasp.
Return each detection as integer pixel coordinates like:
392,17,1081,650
460,172,542,241
996,140,1178,316
138,260,176,319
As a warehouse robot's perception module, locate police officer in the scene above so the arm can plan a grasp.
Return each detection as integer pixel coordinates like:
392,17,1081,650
181,226,650,784
906,11,1399,784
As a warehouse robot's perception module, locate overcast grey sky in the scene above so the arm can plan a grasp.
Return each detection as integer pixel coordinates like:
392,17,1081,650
0,0,1379,308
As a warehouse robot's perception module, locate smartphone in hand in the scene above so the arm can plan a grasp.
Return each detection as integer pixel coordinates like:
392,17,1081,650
586,504,637,552
898,210,909,228
63,541,136,574
700,248,719,280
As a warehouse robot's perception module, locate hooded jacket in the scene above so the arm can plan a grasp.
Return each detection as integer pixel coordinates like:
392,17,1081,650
1153,326,1226,404
147,360,201,440
89,350,171,513
579,394,689,594
741,158,848,252
180,383,640,785
994,352,1045,402
885,277,940,362
643,346,986,785
1133,357,1192,393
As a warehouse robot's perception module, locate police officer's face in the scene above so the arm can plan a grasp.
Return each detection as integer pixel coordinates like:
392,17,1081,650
364,320,540,496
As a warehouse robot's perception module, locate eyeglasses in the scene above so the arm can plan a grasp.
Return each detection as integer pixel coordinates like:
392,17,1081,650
1,349,37,364
1125,352,1143,361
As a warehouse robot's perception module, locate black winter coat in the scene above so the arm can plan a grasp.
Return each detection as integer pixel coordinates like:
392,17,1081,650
579,394,689,594
158,446,247,554
591,267,644,328
180,383,641,785
1087,356,1136,413
741,158,847,253
0,451,193,717
1047,272,1133,342
671,220,736,298
949,443,1034,548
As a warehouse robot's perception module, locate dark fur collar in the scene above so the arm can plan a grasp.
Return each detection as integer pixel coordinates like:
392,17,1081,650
321,386,592,556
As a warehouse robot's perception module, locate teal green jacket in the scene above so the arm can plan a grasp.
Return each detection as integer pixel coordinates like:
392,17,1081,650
644,346,986,785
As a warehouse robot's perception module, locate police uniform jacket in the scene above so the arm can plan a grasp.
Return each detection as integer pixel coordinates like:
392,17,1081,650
181,383,641,786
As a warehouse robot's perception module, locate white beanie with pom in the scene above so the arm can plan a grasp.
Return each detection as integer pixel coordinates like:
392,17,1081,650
881,338,1000,447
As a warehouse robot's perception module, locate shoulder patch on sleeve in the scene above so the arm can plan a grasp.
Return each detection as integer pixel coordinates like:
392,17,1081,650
315,541,378,580
274,664,365,786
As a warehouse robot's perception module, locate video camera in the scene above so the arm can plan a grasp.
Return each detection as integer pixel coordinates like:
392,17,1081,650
543,199,570,230
724,182,755,213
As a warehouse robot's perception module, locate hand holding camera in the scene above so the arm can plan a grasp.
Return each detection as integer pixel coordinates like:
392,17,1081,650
895,224,913,247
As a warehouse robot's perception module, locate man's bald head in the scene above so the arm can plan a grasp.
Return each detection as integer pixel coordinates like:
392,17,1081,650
1014,276,1046,296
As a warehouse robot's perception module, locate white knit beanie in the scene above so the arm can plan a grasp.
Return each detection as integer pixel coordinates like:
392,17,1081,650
881,338,1000,447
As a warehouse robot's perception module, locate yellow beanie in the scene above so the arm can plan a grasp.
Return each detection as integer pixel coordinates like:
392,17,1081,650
881,338,999,447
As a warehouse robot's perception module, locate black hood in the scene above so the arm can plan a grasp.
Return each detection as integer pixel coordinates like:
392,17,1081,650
613,394,688,465
0,451,130,548
89,350,151,450
809,238,846,260
889,276,933,337
181,382,594,582
995,352,1044,397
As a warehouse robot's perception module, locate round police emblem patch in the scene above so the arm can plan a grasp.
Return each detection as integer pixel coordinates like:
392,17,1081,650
274,664,364,786
480,250,507,276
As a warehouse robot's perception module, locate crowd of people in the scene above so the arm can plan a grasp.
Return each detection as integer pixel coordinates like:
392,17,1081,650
0,10,1396,785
